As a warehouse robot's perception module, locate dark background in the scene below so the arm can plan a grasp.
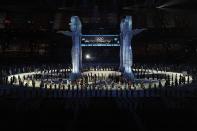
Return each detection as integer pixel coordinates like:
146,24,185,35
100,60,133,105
0,0,197,64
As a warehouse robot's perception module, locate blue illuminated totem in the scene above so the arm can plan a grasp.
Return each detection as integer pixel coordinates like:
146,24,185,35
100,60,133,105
57,16,82,80
69,16,82,80
119,16,145,81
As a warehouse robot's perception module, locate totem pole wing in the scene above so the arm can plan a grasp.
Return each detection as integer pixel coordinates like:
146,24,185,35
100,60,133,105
57,31,72,37
133,28,147,36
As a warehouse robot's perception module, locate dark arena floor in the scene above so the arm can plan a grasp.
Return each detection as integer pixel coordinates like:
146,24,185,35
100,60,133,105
1,0,197,131
1,97,197,131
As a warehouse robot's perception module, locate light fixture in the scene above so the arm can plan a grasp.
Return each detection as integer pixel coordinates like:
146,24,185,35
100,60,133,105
85,54,91,59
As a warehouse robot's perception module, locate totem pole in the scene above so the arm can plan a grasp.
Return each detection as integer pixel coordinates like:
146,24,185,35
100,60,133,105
119,16,145,81
57,16,82,80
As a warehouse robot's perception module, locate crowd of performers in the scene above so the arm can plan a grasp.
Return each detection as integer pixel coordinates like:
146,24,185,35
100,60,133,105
0,64,196,98
0,64,195,88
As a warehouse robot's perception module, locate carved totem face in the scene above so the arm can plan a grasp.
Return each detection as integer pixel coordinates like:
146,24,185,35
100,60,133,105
120,16,132,33
70,16,82,32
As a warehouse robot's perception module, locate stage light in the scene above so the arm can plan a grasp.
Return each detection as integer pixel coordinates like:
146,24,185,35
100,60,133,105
85,54,91,59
